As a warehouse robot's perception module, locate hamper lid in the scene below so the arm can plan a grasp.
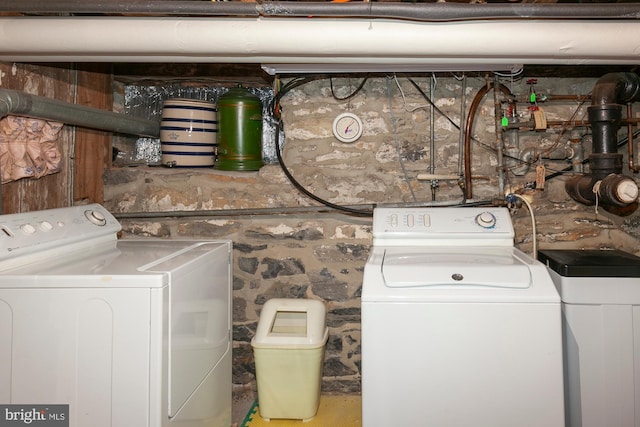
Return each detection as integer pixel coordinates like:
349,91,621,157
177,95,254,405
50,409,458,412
251,298,328,349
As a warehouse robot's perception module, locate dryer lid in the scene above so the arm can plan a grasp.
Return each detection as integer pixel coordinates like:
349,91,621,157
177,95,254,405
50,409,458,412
381,248,531,289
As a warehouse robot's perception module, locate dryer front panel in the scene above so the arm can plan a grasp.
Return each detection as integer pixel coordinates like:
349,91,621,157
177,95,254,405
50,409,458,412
0,287,153,427
146,243,231,419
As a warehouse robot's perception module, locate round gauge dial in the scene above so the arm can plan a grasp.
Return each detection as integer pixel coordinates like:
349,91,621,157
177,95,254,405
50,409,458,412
332,112,363,143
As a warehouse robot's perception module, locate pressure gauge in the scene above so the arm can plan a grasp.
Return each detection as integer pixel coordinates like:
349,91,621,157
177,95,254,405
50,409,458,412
332,112,363,143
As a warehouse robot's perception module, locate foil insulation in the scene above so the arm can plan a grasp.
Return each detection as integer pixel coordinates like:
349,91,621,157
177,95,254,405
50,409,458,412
124,84,277,165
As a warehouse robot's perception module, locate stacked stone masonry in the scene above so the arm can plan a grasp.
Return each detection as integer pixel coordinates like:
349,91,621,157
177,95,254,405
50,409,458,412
105,75,640,395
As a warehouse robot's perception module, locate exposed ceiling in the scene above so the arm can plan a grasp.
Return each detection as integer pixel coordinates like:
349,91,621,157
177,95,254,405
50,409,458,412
1,1,639,75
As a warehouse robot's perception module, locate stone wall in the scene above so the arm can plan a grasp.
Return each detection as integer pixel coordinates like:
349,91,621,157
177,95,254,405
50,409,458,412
104,74,640,396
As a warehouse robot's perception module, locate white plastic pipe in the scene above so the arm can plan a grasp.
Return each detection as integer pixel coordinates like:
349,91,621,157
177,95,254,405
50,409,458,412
0,17,639,65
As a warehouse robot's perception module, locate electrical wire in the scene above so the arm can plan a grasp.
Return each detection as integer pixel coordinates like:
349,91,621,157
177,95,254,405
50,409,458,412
271,76,318,119
272,74,564,215
393,74,430,112
329,76,369,101
406,76,460,131
271,76,373,217
404,74,527,166
617,128,640,148
385,76,418,202
273,118,373,217
271,75,478,215
493,67,524,80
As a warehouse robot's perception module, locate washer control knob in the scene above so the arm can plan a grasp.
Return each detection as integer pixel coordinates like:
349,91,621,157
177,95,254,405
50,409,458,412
476,211,496,228
85,209,107,226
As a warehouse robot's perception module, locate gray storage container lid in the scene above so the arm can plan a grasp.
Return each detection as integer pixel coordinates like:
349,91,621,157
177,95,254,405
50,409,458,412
538,249,640,278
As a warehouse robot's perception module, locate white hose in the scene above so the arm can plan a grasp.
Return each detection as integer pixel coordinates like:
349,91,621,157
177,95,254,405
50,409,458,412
511,194,537,260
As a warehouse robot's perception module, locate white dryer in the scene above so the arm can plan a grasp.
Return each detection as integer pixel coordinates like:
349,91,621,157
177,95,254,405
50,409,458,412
0,204,232,427
361,207,564,427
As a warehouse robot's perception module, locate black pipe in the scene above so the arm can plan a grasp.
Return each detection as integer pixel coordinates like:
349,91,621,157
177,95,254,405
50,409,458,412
591,72,640,106
566,72,640,209
588,72,640,166
2,1,640,22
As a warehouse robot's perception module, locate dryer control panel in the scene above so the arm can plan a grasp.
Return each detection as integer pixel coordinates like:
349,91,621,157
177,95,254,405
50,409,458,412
0,203,121,267
372,207,515,246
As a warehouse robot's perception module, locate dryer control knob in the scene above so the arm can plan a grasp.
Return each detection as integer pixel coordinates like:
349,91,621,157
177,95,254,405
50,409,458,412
20,223,36,235
39,221,54,232
476,212,496,228
85,209,107,226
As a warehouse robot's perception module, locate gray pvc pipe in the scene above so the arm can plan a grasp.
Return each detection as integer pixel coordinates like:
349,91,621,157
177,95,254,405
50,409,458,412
0,89,159,138
2,1,640,22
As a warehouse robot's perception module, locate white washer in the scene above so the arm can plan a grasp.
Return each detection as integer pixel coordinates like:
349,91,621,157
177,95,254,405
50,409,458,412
361,207,564,427
0,204,232,427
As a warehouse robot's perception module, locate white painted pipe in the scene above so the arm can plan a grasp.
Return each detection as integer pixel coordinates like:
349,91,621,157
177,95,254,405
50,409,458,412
0,17,639,65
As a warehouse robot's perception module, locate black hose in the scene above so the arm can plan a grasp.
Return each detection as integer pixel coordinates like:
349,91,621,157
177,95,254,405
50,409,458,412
271,76,373,217
273,118,373,217
330,77,369,102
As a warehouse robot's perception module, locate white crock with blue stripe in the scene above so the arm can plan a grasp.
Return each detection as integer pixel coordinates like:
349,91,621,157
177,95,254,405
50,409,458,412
160,98,217,167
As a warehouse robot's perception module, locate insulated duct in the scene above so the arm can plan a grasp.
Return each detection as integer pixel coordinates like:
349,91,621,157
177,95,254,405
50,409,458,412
0,89,159,138
565,73,640,209
0,18,639,65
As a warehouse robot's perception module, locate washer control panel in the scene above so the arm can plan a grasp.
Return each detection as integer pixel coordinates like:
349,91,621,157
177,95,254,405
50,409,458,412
0,203,121,263
373,207,514,246
475,211,497,229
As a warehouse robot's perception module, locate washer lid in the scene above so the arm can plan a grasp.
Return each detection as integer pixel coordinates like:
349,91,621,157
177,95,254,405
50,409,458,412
381,248,531,289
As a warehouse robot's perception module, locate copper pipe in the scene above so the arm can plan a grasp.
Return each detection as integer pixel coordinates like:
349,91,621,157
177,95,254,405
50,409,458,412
628,103,640,173
540,94,591,102
464,84,490,200
511,94,591,103
546,120,589,127
505,117,640,131
463,82,512,200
